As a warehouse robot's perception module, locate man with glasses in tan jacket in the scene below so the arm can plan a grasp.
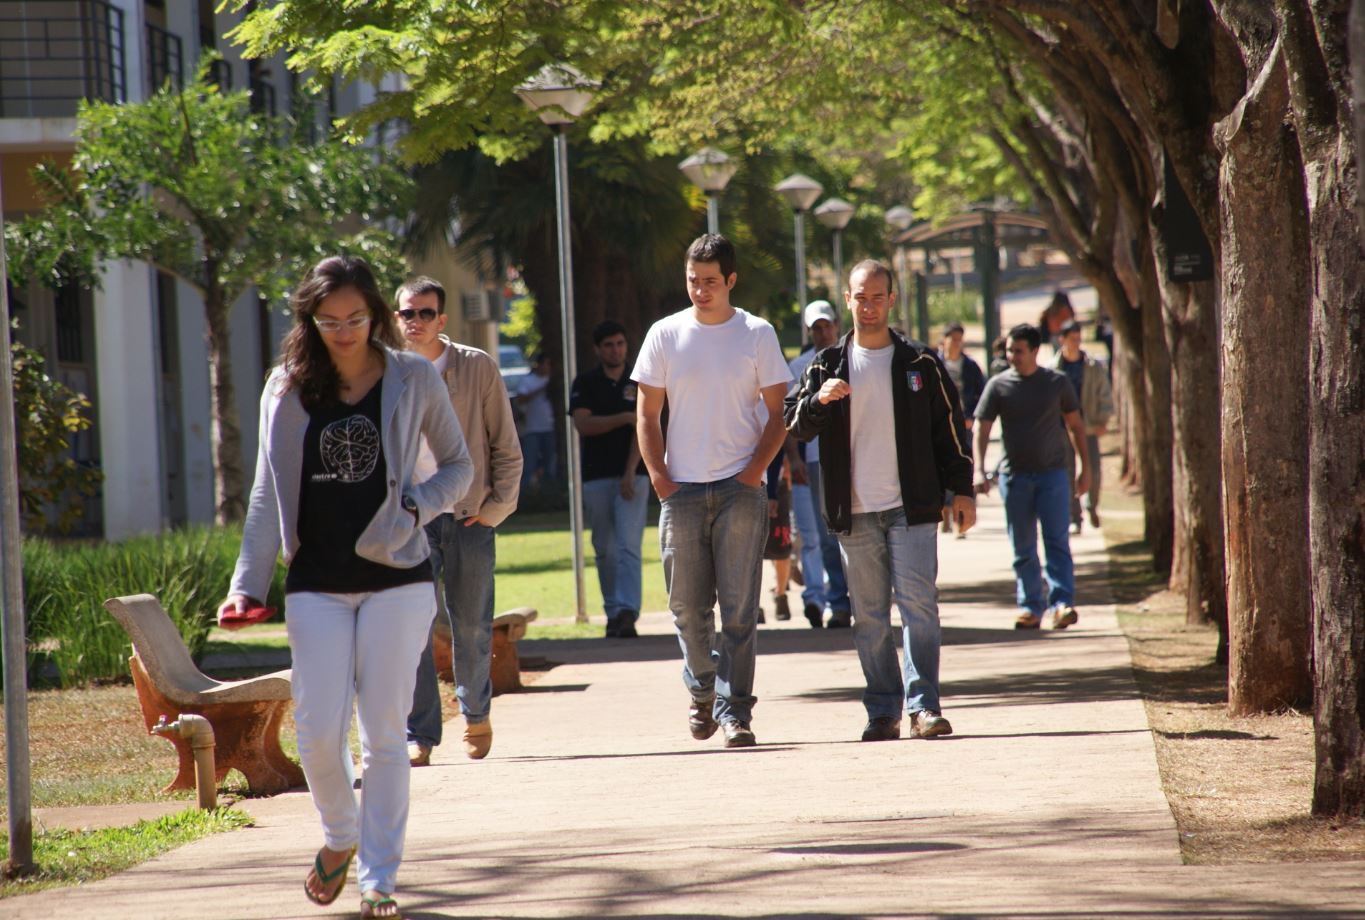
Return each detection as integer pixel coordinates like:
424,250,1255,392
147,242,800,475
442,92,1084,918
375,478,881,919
396,277,522,766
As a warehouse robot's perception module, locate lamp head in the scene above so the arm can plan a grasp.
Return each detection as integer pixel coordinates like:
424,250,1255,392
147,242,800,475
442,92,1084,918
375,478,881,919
815,197,855,230
775,173,824,212
680,147,738,194
515,64,599,126
885,205,915,231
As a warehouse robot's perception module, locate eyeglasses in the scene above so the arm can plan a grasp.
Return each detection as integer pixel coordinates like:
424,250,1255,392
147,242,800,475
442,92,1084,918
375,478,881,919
312,315,372,334
397,308,440,323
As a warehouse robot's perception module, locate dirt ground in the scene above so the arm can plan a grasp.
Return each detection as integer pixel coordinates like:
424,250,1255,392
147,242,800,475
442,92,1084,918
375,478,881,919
1100,449,1365,864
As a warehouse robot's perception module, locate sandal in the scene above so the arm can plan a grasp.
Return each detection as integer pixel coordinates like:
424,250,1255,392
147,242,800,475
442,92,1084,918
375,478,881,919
360,892,404,919
304,845,356,906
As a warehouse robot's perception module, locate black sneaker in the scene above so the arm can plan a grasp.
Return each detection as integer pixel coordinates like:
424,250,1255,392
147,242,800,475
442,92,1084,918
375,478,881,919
604,619,620,638
804,602,824,629
860,716,901,742
909,711,953,739
689,698,718,740
616,611,639,638
827,610,852,629
722,720,756,748
756,607,766,624
774,595,791,621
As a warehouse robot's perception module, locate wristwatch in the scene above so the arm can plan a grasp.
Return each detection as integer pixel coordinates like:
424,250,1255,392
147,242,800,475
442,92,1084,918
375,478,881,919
401,494,419,521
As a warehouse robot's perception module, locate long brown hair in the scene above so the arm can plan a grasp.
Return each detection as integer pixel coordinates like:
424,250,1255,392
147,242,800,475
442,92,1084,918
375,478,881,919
279,256,400,408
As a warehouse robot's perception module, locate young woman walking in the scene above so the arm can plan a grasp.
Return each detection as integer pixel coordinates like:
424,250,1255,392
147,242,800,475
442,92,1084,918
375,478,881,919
218,255,473,919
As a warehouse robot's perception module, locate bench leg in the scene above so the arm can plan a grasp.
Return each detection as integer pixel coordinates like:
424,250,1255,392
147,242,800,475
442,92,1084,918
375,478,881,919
490,626,522,696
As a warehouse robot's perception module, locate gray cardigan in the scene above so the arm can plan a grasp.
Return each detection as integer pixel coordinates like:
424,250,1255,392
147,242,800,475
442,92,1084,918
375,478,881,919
229,346,474,603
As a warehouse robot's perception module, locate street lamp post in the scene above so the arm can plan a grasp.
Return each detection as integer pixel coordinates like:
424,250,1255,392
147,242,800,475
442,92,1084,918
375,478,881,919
776,174,824,340
814,197,854,299
679,147,738,235
0,161,34,878
885,205,915,334
516,64,598,625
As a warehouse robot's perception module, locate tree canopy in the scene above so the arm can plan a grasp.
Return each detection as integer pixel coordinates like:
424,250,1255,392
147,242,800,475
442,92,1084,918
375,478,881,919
5,58,415,522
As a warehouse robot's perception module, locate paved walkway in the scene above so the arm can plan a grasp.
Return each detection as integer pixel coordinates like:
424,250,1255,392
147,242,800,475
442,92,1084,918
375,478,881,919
8,490,1365,918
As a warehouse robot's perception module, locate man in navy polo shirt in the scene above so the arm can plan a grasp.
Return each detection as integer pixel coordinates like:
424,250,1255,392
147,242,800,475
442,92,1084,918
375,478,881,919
570,320,651,638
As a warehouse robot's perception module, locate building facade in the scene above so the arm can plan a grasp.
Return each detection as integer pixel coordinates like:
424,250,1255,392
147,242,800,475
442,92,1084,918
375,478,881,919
1,0,502,538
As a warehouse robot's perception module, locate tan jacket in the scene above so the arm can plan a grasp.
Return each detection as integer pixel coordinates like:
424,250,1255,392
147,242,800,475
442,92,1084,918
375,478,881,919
1051,350,1114,430
434,336,523,525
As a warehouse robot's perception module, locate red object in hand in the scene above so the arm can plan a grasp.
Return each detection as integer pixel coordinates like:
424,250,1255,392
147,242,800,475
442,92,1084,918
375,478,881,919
219,605,275,625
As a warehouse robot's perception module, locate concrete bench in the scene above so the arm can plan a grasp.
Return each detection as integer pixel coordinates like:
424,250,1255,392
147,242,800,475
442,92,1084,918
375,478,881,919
432,606,539,695
104,594,305,797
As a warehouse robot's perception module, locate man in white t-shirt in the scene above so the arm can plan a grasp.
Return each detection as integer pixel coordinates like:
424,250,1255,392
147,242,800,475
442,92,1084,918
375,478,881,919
633,234,792,748
785,261,976,742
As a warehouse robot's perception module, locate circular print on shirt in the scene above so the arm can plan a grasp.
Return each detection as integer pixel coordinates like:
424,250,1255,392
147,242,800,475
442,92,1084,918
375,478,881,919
319,414,381,483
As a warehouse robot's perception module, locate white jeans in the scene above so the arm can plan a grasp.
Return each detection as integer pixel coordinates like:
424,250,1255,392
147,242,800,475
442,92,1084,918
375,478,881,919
285,583,435,894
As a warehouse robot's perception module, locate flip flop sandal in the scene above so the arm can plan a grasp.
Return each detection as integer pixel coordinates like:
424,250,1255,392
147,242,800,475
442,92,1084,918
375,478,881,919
304,845,356,906
360,894,404,919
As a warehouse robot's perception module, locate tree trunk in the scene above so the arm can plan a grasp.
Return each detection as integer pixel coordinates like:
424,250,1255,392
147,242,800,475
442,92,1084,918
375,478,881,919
1150,197,1227,658
1215,44,1314,714
1267,0,1365,817
1306,136,1365,818
1136,231,1175,574
203,275,245,524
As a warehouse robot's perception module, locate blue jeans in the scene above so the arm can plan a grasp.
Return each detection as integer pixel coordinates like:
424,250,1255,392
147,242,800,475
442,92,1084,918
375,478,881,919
807,461,849,613
1068,434,1103,523
838,509,942,717
658,476,768,725
583,474,650,624
408,514,496,747
792,482,824,608
998,467,1074,615
520,430,557,487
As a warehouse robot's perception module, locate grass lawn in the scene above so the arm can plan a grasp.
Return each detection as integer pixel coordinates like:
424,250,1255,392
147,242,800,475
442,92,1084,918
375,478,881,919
0,808,252,898
3,508,665,820
486,509,670,630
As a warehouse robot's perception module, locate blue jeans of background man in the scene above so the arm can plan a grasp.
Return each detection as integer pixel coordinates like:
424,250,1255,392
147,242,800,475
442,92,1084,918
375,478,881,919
998,467,1074,615
1068,434,1103,524
792,482,824,610
520,430,557,488
837,509,942,718
807,461,849,613
407,514,496,748
659,476,768,726
583,474,650,627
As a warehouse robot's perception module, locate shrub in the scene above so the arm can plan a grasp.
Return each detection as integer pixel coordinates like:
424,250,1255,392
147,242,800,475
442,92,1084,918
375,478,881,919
20,526,286,688
11,320,102,533
928,289,981,327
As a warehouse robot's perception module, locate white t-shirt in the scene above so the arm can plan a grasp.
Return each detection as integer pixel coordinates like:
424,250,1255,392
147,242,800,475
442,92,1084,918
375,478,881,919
849,343,901,513
942,354,965,395
516,372,555,434
632,307,791,483
413,348,451,503
788,347,820,462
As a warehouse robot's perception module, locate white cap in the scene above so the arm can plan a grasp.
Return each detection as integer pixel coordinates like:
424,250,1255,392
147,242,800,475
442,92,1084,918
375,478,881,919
803,300,838,328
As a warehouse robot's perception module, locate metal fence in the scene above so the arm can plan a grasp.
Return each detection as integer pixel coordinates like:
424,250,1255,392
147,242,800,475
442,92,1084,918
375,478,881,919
0,0,127,118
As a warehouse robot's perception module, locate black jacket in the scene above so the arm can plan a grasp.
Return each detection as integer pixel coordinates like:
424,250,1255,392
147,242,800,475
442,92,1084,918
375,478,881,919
784,330,974,534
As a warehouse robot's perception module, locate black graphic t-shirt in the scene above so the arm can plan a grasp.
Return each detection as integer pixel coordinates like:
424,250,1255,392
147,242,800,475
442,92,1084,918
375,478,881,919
285,380,431,594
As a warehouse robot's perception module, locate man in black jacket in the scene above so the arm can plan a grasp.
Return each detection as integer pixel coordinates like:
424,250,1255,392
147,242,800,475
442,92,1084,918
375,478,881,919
785,260,975,742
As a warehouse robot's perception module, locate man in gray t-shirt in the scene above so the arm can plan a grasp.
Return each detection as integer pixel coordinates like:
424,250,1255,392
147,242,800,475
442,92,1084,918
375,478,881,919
974,324,1091,630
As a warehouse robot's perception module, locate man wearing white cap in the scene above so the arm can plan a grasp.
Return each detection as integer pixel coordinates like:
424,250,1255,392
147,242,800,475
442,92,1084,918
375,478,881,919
787,300,851,628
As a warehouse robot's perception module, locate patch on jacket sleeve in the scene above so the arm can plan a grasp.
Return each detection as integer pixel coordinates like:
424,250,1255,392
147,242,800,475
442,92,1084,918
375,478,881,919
906,370,923,392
